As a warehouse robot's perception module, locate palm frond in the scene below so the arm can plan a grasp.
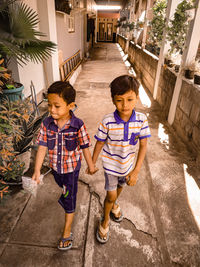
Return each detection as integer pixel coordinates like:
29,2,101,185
0,0,57,65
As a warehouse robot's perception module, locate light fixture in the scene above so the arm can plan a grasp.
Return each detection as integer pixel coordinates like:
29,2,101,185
95,5,121,11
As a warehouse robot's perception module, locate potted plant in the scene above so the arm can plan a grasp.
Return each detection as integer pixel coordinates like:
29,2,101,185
0,98,49,184
137,21,144,29
0,55,24,101
194,61,200,85
184,60,199,79
0,0,56,101
164,53,175,68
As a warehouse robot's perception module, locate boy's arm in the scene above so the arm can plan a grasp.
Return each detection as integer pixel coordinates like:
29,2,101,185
82,147,98,174
126,138,147,186
32,145,47,184
92,140,105,164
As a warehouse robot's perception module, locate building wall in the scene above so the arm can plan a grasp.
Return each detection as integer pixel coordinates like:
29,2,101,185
118,35,200,158
56,12,83,61
128,41,158,95
157,67,177,119
173,81,200,154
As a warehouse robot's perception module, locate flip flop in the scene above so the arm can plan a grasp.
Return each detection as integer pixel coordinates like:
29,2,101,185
110,204,123,223
58,233,73,250
96,223,109,244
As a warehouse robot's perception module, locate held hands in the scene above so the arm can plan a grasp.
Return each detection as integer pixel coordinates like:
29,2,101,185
126,169,139,186
85,164,99,175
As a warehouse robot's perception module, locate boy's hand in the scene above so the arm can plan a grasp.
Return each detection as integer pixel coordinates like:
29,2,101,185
85,165,99,175
32,171,41,184
126,169,139,186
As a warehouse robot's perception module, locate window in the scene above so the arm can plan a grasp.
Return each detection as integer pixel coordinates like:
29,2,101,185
68,16,75,33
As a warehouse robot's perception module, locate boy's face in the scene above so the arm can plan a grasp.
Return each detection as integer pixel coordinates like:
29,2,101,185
113,90,139,119
48,94,74,121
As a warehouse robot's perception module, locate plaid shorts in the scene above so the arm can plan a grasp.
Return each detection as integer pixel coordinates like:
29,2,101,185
104,172,126,191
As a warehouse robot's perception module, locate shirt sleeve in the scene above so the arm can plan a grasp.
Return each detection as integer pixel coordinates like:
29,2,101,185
94,118,108,142
139,115,151,139
77,123,91,149
36,122,48,146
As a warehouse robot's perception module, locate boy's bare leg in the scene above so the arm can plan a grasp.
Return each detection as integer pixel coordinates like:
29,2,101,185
100,190,117,237
112,185,123,217
60,212,74,248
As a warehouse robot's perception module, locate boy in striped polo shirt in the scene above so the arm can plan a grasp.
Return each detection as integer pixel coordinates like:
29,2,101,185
32,81,98,250
92,75,151,243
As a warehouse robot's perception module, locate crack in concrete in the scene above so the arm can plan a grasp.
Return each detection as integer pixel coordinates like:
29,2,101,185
79,179,157,241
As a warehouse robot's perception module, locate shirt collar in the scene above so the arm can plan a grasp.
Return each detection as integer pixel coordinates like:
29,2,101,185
46,111,80,130
114,109,136,124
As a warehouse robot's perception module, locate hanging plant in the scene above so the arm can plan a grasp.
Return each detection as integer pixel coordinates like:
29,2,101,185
166,0,195,55
148,0,167,47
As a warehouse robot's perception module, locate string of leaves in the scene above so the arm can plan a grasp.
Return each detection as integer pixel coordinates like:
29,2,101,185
148,0,167,48
166,0,195,55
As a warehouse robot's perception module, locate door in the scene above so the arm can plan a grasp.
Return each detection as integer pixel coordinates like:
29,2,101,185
107,23,113,41
99,23,105,41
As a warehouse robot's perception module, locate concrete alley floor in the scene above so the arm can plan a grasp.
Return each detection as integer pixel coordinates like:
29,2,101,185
0,43,200,267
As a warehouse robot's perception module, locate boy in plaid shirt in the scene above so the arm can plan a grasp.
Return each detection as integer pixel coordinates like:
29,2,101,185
32,81,97,250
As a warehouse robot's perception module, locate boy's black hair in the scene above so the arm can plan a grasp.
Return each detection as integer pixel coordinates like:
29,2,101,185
47,81,76,104
110,75,140,99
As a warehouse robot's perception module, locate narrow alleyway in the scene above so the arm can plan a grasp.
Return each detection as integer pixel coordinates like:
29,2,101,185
0,43,200,267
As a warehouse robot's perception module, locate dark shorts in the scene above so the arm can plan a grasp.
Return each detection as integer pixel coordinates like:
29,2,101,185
52,163,80,213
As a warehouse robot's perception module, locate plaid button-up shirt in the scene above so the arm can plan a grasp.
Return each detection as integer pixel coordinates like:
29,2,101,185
37,112,91,174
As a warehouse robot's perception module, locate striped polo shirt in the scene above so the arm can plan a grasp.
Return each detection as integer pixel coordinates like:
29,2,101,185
95,109,151,176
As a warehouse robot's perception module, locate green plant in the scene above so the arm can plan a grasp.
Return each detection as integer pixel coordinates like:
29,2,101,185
0,0,56,67
121,21,135,31
0,180,9,200
0,99,26,182
185,60,200,71
148,0,167,47
0,98,48,182
0,57,11,93
166,0,195,55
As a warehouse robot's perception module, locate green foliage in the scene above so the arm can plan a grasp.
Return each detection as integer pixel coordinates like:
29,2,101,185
0,157,25,182
0,98,37,182
0,56,11,93
0,0,56,66
148,0,167,47
121,21,135,31
166,0,195,55
0,180,9,200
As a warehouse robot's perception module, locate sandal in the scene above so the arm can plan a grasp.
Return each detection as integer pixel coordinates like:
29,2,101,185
96,223,109,244
58,233,73,250
110,204,123,223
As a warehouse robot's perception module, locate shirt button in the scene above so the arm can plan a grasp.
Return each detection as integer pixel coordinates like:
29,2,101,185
58,161,60,163
59,143,61,145
58,152,60,155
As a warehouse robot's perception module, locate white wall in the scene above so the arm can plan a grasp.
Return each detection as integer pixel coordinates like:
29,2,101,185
56,12,83,61
16,0,46,98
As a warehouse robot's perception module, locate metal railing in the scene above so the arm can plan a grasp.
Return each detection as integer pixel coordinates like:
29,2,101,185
59,50,82,81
